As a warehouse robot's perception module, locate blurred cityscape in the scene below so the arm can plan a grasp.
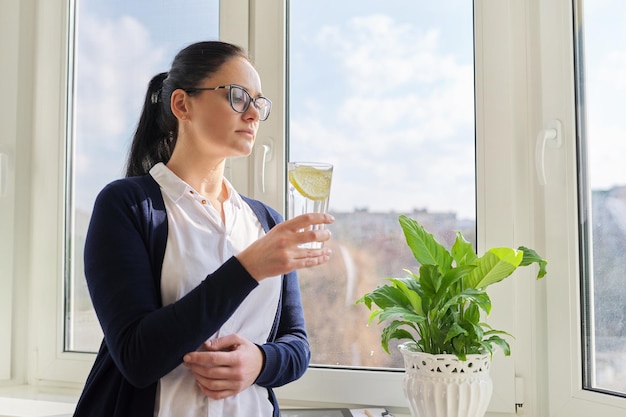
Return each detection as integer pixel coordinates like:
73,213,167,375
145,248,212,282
588,186,626,392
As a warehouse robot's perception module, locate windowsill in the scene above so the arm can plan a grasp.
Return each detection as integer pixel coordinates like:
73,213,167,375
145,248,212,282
0,385,409,417
0,385,79,417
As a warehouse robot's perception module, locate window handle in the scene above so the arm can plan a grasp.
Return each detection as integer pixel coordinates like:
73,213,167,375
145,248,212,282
255,140,273,194
535,120,562,185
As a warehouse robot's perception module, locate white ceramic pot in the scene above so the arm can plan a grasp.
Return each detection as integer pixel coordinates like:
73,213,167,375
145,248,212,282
398,343,493,417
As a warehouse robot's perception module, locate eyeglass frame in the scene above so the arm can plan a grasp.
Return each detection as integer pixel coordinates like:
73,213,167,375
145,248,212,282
182,84,272,121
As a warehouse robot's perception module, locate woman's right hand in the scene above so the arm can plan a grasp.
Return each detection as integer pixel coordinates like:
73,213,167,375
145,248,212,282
236,213,334,281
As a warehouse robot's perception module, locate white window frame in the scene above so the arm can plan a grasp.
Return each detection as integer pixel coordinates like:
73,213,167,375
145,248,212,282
7,0,626,416
539,0,626,415
27,0,91,386
0,0,23,384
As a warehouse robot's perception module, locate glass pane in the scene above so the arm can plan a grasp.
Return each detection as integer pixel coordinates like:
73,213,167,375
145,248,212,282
65,0,219,352
288,0,475,368
577,0,626,396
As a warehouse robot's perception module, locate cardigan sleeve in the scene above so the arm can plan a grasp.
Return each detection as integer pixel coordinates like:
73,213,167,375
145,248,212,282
84,179,259,388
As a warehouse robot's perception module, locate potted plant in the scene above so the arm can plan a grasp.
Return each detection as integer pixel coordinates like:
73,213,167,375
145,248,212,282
356,215,547,417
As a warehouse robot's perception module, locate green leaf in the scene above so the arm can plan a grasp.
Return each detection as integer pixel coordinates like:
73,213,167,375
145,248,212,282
444,323,469,344
466,248,523,289
381,322,418,353
426,265,475,316
483,327,513,339
518,246,548,279
419,264,442,298
451,337,468,360
479,341,494,357
467,321,484,342
484,335,511,356
357,284,410,310
376,306,426,325
390,278,424,315
355,294,372,309
443,265,476,290
399,215,453,275
442,288,492,315
397,274,423,294
451,231,477,267
464,303,481,324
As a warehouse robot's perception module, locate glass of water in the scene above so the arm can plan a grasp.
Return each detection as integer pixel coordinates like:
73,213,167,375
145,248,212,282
287,161,333,249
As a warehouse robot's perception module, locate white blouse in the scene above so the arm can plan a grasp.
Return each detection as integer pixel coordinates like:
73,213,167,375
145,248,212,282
149,163,281,417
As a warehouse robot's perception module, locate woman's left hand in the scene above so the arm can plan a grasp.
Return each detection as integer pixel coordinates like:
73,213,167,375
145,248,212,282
183,334,264,400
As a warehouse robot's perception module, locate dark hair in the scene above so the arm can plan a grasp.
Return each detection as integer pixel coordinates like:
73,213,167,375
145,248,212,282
125,41,250,177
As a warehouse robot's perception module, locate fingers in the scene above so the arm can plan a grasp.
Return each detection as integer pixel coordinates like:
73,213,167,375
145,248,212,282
184,350,234,367
196,380,238,400
192,367,245,400
283,213,335,231
292,225,332,247
183,351,244,400
183,335,265,400
235,213,334,281
278,213,334,247
203,334,242,352
292,247,332,267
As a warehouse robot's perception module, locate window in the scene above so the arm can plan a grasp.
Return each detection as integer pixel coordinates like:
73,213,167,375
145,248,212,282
576,0,626,398
65,0,220,353
542,0,626,415
15,0,626,415
275,0,522,411
288,0,476,370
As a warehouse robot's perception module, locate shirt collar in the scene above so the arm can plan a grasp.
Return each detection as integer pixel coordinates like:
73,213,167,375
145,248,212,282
149,162,242,208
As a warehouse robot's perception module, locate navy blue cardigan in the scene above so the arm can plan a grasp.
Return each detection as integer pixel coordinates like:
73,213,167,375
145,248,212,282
73,174,310,417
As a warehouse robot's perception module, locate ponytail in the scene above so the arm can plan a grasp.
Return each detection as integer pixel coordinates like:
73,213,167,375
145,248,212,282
125,72,177,177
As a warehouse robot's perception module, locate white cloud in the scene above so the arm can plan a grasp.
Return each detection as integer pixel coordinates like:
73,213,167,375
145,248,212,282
316,15,457,90
292,14,476,218
76,14,166,147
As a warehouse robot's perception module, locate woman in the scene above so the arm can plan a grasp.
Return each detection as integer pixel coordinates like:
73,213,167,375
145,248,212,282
73,41,333,417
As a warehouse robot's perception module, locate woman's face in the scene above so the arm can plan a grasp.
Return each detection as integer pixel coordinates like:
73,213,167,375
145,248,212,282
175,56,264,159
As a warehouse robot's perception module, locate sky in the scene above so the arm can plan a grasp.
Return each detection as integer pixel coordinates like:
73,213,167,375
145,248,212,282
581,0,626,191
72,0,626,221
288,1,475,218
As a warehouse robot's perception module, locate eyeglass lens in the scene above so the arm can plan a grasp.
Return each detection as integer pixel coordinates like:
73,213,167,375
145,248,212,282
229,86,271,121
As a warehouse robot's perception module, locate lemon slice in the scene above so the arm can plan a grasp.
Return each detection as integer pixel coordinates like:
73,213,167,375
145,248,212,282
288,165,332,201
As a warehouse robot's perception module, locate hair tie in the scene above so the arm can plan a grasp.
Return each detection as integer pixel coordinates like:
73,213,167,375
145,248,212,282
150,72,168,104
150,88,162,104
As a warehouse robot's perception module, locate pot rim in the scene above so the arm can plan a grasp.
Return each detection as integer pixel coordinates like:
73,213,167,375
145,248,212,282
397,341,492,361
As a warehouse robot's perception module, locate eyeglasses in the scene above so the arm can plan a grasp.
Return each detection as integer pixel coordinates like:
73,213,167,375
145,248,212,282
184,84,272,121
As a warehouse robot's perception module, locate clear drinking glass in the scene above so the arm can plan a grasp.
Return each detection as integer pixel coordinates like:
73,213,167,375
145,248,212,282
287,161,333,249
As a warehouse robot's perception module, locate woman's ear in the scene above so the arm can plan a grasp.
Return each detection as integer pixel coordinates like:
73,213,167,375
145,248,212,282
171,89,190,121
